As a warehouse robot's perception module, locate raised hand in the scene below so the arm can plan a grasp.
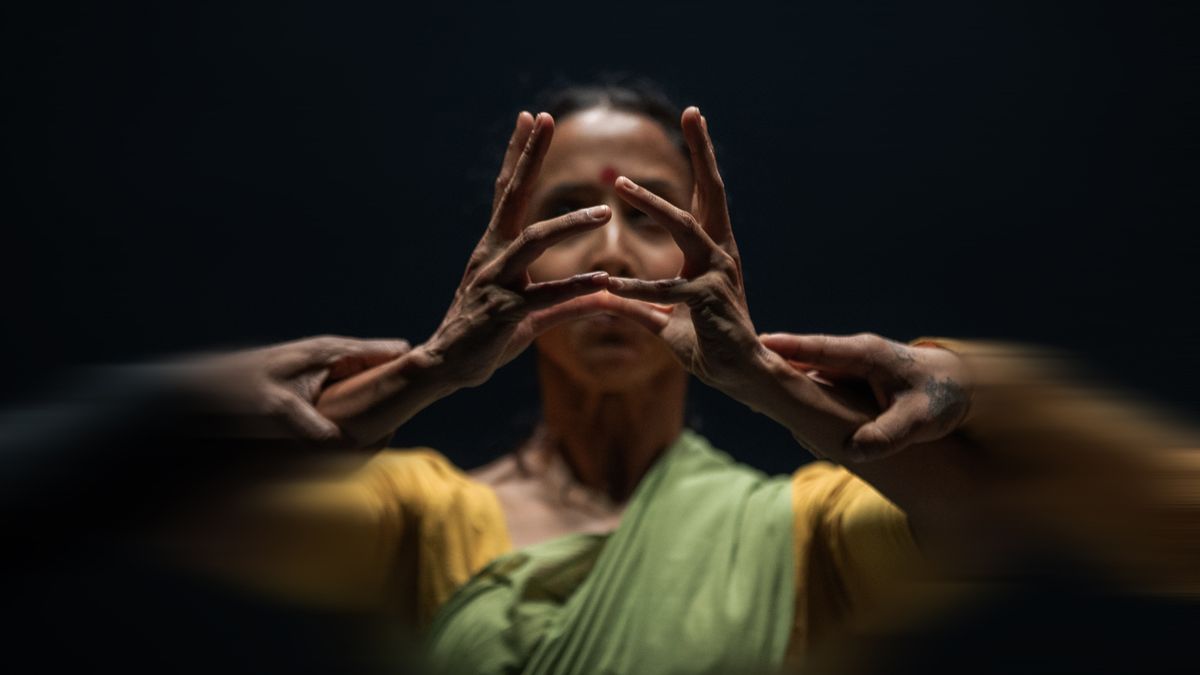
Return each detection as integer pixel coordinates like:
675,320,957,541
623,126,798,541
602,108,764,394
314,113,667,446
426,111,667,388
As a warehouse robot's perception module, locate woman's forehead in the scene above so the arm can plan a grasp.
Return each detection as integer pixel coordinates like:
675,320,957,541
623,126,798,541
538,109,690,185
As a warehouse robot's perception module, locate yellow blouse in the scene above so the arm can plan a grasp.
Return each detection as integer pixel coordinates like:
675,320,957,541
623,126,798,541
206,446,923,658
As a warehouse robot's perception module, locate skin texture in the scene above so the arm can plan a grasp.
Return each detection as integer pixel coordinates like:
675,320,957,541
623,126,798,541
759,333,972,461
314,112,669,448
178,336,411,447
312,106,979,550
473,109,695,545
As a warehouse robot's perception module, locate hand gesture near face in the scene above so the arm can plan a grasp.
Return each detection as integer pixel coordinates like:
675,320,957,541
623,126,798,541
602,108,764,395
423,112,667,389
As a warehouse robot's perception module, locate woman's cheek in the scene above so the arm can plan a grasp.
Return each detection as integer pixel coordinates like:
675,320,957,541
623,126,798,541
526,249,576,283
649,243,686,278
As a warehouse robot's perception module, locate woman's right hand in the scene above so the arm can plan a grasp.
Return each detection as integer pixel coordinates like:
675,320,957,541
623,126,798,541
315,113,667,445
421,111,666,388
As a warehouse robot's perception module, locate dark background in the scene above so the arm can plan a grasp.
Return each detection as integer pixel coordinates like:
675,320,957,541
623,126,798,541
4,0,1196,474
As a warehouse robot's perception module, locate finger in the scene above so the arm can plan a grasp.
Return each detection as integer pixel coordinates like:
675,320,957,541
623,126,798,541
326,339,413,381
494,205,611,283
758,333,881,378
273,388,340,443
493,112,555,239
520,271,610,311
492,111,536,212
604,276,694,304
526,291,671,335
681,106,731,240
614,176,718,271
846,394,928,461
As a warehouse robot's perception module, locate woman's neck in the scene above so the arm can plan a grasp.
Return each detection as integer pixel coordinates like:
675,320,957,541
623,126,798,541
534,355,687,503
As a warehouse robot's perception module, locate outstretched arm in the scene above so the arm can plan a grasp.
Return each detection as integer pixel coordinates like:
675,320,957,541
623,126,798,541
760,333,1200,591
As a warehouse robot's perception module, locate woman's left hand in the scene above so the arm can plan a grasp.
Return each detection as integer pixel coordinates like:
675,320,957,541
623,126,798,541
604,107,768,396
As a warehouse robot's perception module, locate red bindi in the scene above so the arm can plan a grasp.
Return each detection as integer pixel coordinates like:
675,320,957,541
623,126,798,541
599,166,618,184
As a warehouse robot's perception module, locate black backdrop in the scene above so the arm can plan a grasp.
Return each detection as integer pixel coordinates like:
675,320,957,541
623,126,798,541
4,0,1196,474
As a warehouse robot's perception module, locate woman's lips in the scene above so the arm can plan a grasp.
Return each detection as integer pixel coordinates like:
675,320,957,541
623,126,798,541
578,312,644,350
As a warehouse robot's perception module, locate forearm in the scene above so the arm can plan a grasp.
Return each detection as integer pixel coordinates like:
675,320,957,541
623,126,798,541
756,337,1200,588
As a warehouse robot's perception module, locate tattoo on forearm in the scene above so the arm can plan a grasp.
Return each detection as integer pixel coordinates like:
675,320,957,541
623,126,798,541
925,376,968,426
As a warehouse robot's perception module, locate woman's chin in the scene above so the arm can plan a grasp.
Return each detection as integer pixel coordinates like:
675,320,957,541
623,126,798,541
569,343,672,390
535,319,678,390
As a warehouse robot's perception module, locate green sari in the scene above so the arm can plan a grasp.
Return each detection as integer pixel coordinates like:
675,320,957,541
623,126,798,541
426,429,795,674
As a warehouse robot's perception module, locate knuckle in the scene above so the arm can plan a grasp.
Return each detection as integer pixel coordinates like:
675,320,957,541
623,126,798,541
854,332,885,350
518,225,547,246
478,287,524,322
711,252,737,275
309,335,341,353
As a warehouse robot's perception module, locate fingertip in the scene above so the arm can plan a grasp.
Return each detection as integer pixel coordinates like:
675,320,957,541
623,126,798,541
615,175,635,191
586,204,610,220
583,270,609,286
848,426,894,461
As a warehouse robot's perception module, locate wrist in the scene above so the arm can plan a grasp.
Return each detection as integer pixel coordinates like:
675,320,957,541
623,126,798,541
722,348,805,426
390,340,461,402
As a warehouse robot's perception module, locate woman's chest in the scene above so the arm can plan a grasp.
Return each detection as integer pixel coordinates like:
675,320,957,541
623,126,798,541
481,473,625,549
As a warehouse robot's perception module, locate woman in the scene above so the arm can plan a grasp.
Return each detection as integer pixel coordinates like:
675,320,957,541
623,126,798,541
213,83,1198,674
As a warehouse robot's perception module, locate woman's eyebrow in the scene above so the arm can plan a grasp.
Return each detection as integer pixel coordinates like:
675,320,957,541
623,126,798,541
539,179,686,205
540,182,599,202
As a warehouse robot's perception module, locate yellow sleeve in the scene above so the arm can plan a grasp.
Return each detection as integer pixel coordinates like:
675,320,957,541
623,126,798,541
788,461,926,652
190,448,511,624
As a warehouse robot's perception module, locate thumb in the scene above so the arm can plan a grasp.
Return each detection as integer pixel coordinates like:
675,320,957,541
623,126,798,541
274,388,340,443
846,393,926,461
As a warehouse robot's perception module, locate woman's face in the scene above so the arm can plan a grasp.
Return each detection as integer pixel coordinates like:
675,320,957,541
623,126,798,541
526,107,691,391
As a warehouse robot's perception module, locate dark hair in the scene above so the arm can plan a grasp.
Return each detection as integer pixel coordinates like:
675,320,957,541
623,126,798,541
533,78,690,161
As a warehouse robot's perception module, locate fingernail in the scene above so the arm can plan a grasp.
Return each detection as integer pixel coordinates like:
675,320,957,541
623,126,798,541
587,205,609,219
616,176,634,190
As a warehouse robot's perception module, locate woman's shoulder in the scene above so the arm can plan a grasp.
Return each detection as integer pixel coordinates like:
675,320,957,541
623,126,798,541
357,446,501,515
789,460,905,521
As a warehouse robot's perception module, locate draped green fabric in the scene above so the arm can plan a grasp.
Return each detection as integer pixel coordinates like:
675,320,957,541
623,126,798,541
426,429,795,675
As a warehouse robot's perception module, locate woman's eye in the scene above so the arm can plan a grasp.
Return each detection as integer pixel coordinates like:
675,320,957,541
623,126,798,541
626,209,669,237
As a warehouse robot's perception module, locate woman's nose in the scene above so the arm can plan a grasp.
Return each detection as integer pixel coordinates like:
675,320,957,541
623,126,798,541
584,208,638,277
